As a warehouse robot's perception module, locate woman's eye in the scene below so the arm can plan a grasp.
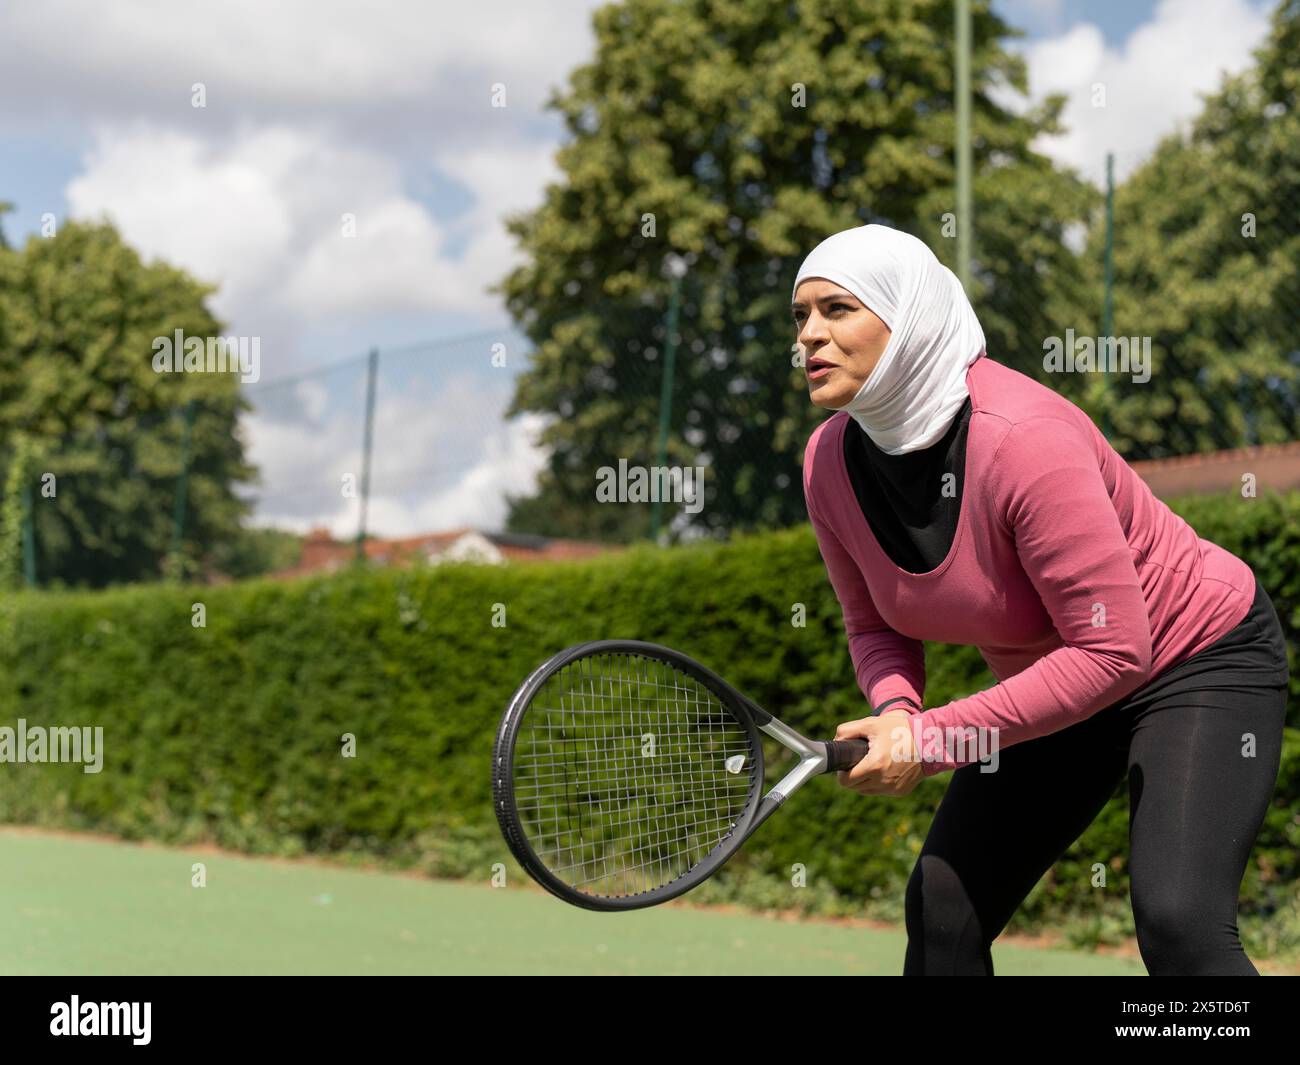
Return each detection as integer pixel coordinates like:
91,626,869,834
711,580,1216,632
792,304,850,324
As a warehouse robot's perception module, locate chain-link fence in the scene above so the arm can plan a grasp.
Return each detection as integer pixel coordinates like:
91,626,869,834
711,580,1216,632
4,147,1299,589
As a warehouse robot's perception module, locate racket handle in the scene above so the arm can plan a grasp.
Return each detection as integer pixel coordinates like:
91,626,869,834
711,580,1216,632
824,738,871,773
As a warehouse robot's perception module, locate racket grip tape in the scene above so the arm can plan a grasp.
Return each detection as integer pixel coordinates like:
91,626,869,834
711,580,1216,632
824,738,871,773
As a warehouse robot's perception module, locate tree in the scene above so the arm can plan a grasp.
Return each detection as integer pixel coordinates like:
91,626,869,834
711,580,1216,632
0,220,255,586
497,0,1097,542
205,526,303,580
1082,0,1300,459
0,434,32,590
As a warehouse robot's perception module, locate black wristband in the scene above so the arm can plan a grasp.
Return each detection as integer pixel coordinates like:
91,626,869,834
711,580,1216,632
874,696,921,715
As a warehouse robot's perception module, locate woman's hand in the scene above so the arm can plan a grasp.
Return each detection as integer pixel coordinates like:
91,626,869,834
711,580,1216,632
833,709,925,797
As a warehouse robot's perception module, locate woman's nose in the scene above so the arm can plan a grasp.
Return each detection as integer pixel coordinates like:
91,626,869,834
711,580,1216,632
799,312,827,342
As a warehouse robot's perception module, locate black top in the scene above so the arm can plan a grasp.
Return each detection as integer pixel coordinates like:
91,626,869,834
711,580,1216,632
840,396,973,575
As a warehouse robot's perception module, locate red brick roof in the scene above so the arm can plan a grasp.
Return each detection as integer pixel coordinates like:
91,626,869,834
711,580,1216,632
1129,440,1300,498
269,526,619,580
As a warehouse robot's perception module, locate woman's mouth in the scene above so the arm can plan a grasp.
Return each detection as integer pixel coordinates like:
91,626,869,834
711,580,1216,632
806,355,836,381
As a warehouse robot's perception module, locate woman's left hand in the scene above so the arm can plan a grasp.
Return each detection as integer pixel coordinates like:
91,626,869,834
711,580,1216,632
833,709,925,797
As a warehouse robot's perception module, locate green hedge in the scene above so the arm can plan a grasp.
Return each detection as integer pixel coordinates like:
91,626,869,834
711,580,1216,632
1,489,1298,957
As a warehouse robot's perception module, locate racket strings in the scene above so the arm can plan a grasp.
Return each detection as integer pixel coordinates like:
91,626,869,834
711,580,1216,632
513,652,757,898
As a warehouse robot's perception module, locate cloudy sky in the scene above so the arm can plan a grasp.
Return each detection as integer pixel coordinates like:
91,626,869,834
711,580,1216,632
0,0,1275,539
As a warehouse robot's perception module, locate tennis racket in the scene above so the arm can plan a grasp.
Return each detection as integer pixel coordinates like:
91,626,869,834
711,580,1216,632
491,639,871,911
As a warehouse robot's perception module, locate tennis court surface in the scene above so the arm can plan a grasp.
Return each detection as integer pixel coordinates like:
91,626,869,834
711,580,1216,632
0,829,1147,975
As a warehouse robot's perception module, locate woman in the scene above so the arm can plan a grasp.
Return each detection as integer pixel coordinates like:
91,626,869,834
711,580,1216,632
794,223,1290,976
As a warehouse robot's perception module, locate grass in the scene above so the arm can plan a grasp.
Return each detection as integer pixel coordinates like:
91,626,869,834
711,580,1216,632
0,827,1149,975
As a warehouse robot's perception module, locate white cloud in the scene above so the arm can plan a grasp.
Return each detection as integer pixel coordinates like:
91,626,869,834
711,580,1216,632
35,2,598,538
10,0,598,358
64,124,526,322
367,412,551,536
0,0,600,125
61,121,562,539
238,383,365,536
430,140,563,307
241,369,549,539
998,0,1271,184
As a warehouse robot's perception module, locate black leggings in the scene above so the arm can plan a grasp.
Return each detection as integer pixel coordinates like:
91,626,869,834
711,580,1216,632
904,576,1290,975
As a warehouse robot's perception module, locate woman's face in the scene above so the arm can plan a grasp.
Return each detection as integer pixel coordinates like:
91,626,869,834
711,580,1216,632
792,279,891,410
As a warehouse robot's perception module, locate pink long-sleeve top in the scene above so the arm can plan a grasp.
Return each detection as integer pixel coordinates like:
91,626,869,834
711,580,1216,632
803,354,1256,775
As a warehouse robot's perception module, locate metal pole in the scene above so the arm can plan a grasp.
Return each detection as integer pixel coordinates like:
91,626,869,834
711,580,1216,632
356,346,379,561
650,273,682,545
169,399,197,580
1103,152,1114,338
1102,151,1114,437
955,0,972,291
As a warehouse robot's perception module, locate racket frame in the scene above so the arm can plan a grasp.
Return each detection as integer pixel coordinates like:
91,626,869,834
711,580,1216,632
492,639,835,912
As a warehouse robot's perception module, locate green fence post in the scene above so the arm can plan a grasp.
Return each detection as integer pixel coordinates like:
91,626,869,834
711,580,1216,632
20,474,34,588
356,347,379,561
651,262,684,545
1101,151,1114,439
169,399,198,581
955,0,972,291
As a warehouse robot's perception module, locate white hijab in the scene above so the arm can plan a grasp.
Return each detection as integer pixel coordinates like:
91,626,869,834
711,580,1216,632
792,224,986,455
